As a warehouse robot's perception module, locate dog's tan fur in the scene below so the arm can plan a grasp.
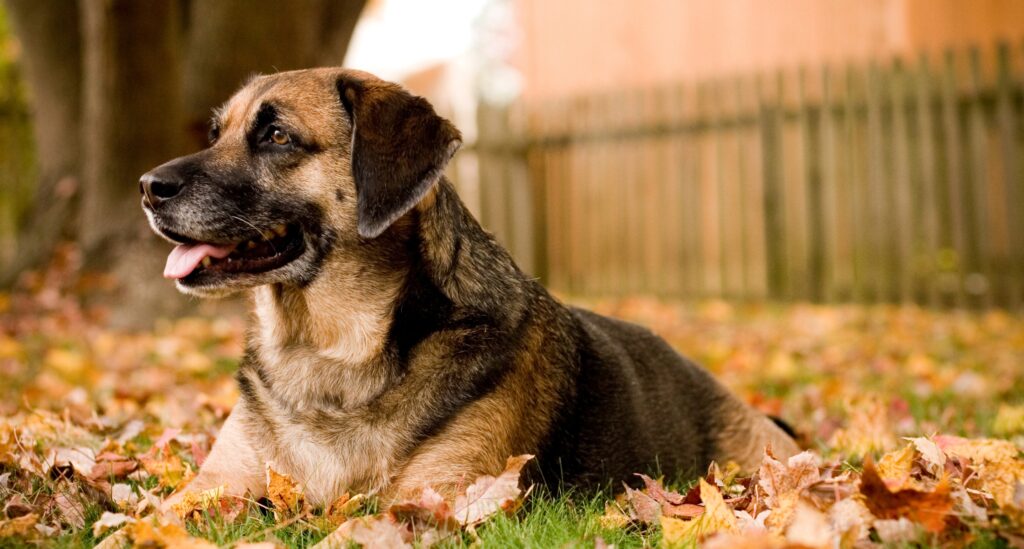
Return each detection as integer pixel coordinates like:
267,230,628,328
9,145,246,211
146,68,799,513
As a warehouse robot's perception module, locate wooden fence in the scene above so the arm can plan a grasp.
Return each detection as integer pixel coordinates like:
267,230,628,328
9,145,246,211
471,42,1024,310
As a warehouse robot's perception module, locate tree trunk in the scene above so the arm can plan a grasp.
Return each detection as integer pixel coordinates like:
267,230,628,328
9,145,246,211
4,0,367,326
1,0,81,286
182,0,366,148
79,0,188,326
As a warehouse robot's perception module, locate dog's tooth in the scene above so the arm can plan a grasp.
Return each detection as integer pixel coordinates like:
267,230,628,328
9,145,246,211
273,224,287,237
201,257,212,267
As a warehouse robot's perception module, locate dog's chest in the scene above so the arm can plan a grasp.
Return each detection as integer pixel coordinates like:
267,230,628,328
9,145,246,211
242,348,406,505
250,397,403,505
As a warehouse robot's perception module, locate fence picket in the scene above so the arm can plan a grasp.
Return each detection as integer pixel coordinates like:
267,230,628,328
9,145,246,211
471,41,1024,311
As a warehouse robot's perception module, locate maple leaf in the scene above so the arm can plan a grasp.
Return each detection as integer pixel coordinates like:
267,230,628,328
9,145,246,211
859,457,954,534
312,515,412,549
660,478,737,546
758,449,821,509
634,474,704,519
452,454,533,526
266,465,307,518
623,484,662,523
875,444,917,488
388,486,459,533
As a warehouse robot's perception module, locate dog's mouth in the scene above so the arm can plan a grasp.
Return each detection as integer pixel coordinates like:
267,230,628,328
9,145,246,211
163,223,305,283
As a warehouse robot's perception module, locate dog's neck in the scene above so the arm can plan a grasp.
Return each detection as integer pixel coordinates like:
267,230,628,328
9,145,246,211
247,179,531,409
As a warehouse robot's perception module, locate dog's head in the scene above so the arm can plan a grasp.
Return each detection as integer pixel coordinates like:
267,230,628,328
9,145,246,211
140,68,461,297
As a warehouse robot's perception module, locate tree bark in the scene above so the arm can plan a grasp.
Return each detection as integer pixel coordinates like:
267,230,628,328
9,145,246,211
1,0,81,286
4,0,367,325
182,0,366,148
79,0,187,326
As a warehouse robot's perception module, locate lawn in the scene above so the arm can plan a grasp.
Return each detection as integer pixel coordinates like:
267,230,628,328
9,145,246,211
1,257,1023,547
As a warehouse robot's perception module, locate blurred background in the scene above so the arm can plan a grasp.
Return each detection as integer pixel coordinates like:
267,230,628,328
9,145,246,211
1,0,1024,325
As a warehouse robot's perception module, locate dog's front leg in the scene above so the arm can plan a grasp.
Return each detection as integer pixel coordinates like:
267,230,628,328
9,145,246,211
161,402,266,514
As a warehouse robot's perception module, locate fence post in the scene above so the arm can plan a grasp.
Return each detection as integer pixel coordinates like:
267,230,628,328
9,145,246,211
758,72,787,300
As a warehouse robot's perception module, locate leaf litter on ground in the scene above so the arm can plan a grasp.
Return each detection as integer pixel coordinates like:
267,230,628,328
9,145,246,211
2,250,1024,546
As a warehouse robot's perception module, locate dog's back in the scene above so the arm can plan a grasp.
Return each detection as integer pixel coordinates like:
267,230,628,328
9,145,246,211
535,307,796,488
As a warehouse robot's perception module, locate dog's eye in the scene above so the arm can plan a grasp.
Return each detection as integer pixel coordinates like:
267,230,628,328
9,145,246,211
270,128,290,145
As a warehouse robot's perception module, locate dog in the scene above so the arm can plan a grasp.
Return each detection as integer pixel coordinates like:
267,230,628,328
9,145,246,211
140,68,799,506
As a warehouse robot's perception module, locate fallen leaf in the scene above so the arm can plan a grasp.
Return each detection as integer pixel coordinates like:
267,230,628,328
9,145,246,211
126,518,218,549
859,457,954,533
758,449,821,509
325,492,366,526
660,478,737,546
398,487,457,526
827,497,873,547
0,513,38,538
452,454,533,526
783,500,832,548
313,515,412,549
266,465,306,518
598,503,631,529
171,484,244,523
92,511,134,537
876,444,916,488
634,474,703,519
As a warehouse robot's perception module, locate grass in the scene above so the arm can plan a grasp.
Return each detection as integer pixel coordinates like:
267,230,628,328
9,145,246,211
3,292,1024,547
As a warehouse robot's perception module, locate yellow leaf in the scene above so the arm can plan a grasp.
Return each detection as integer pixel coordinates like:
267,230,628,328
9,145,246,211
170,485,233,521
660,478,736,547
126,519,217,549
325,493,366,525
876,444,916,488
598,503,631,530
0,513,39,538
266,465,306,517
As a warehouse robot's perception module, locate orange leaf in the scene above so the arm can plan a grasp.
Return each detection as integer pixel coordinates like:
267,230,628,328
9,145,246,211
859,457,954,534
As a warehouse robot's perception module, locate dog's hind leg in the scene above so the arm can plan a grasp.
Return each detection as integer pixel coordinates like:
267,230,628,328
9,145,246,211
714,397,801,472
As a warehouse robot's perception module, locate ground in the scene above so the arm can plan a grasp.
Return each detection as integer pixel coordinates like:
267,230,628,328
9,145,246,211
1,250,1023,547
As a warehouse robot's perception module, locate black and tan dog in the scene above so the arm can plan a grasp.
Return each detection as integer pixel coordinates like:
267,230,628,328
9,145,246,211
140,68,798,506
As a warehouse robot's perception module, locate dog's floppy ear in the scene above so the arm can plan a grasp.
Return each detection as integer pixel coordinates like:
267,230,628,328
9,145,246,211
337,74,462,238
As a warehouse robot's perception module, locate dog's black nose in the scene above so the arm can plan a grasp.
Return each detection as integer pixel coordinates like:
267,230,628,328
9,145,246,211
139,171,183,207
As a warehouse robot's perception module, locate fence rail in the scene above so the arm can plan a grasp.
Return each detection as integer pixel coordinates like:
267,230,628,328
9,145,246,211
472,41,1024,310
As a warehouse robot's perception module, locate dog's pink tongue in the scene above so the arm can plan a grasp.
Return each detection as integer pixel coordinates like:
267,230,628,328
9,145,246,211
164,243,234,279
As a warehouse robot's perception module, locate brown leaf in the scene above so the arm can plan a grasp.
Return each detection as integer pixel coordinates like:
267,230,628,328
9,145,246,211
388,486,459,532
632,474,703,519
758,449,821,509
313,515,412,549
623,485,662,523
660,478,737,546
0,513,39,538
88,453,137,481
170,484,245,523
266,465,306,518
452,454,533,526
325,492,366,526
860,457,954,534
3,493,36,519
